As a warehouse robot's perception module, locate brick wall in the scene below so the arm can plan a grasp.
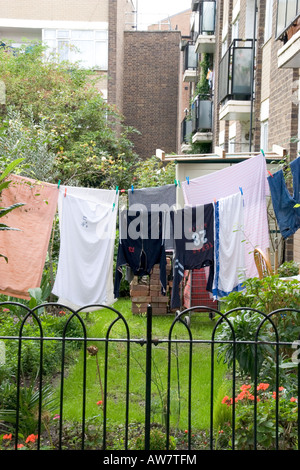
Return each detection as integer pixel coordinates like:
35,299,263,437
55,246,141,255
123,31,181,159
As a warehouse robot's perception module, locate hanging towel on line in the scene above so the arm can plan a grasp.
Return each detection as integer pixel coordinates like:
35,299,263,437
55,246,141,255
181,153,270,279
0,174,59,299
128,184,176,251
267,157,300,239
213,192,246,300
52,186,118,310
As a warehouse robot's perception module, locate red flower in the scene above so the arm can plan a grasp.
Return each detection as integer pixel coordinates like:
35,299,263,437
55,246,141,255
257,383,269,391
3,434,12,440
25,434,38,444
97,400,103,406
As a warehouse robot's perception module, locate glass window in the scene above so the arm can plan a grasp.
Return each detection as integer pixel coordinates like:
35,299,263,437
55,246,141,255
43,28,108,70
265,0,273,41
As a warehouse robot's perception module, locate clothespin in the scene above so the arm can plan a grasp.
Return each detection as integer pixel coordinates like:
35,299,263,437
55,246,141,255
64,187,67,197
214,198,217,204
131,185,134,193
174,179,177,187
116,186,119,194
57,180,61,189
112,202,116,212
268,170,273,178
186,176,189,185
239,187,243,195
260,149,265,156
121,189,125,193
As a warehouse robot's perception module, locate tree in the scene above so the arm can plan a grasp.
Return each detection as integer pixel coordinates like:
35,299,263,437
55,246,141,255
0,41,140,188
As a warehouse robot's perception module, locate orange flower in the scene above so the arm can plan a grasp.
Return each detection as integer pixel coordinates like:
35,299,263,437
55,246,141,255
3,434,12,440
290,397,298,403
222,395,233,406
240,384,251,391
257,383,269,391
25,434,38,444
17,444,24,449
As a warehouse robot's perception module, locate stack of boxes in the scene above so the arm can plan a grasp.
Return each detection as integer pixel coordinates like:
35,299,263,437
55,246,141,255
130,257,172,315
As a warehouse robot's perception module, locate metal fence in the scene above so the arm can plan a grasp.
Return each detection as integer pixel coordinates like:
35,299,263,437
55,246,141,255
0,301,299,451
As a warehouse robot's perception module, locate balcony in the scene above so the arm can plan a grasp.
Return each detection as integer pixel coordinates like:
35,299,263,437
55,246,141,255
218,39,254,121
180,117,193,152
276,0,300,68
191,94,213,143
192,0,216,54
182,41,198,82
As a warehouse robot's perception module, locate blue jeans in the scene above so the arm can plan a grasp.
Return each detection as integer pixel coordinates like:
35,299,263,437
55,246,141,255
268,158,300,239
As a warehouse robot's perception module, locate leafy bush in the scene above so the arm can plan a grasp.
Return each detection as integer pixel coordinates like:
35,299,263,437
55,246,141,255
217,383,298,450
277,261,299,277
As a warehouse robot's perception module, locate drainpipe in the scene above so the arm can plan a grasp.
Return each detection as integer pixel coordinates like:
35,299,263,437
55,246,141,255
249,0,258,152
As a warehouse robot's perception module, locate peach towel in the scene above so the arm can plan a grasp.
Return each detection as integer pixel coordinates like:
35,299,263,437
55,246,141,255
0,174,58,299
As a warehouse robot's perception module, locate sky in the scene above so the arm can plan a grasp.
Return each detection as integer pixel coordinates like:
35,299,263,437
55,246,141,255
136,0,192,30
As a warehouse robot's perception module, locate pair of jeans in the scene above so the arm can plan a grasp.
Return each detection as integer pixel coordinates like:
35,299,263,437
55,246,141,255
268,158,300,239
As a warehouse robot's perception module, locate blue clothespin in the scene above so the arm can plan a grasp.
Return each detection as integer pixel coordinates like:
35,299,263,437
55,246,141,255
260,149,265,156
186,176,189,185
174,179,177,187
116,186,119,194
239,187,243,195
131,185,134,193
57,180,61,189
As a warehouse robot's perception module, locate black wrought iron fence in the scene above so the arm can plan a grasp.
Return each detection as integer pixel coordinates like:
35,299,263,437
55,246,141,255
0,301,299,451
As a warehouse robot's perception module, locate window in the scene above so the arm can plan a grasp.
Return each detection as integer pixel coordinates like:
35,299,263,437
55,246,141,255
42,29,108,70
232,17,239,41
265,0,273,42
260,121,269,152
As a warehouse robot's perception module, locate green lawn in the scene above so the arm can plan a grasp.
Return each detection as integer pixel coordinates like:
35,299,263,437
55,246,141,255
60,298,228,432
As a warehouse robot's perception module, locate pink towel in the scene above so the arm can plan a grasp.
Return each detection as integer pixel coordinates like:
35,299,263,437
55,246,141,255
181,154,270,278
0,174,58,299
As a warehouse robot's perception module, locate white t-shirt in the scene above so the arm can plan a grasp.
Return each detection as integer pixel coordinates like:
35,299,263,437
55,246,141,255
52,186,118,311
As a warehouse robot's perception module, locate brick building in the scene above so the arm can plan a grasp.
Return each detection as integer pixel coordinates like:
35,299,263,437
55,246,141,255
180,0,300,265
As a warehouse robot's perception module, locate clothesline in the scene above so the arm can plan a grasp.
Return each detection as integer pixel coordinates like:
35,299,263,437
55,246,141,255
0,153,289,311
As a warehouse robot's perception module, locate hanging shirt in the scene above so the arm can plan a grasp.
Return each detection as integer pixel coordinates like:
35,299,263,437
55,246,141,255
128,184,176,251
181,154,269,279
52,186,118,310
0,174,58,299
114,210,167,297
171,204,214,309
267,157,300,239
213,192,246,300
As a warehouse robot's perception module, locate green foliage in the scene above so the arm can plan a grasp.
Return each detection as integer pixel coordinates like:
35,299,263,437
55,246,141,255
277,260,299,277
133,156,175,188
132,427,176,451
0,158,26,262
216,384,298,450
0,42,140,188
216,275,300,383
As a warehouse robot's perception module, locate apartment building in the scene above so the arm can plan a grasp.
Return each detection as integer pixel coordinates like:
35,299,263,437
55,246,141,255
0,0,138,112
180,0,300,262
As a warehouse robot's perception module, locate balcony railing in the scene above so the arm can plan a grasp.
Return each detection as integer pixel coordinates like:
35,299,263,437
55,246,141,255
183,41,198,70
191,94,213,132
218,39,254,104
181,117,193,144
276,0,300,39
192,0,216,42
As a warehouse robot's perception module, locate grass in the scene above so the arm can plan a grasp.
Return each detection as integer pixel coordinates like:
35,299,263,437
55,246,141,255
59,298,228,433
